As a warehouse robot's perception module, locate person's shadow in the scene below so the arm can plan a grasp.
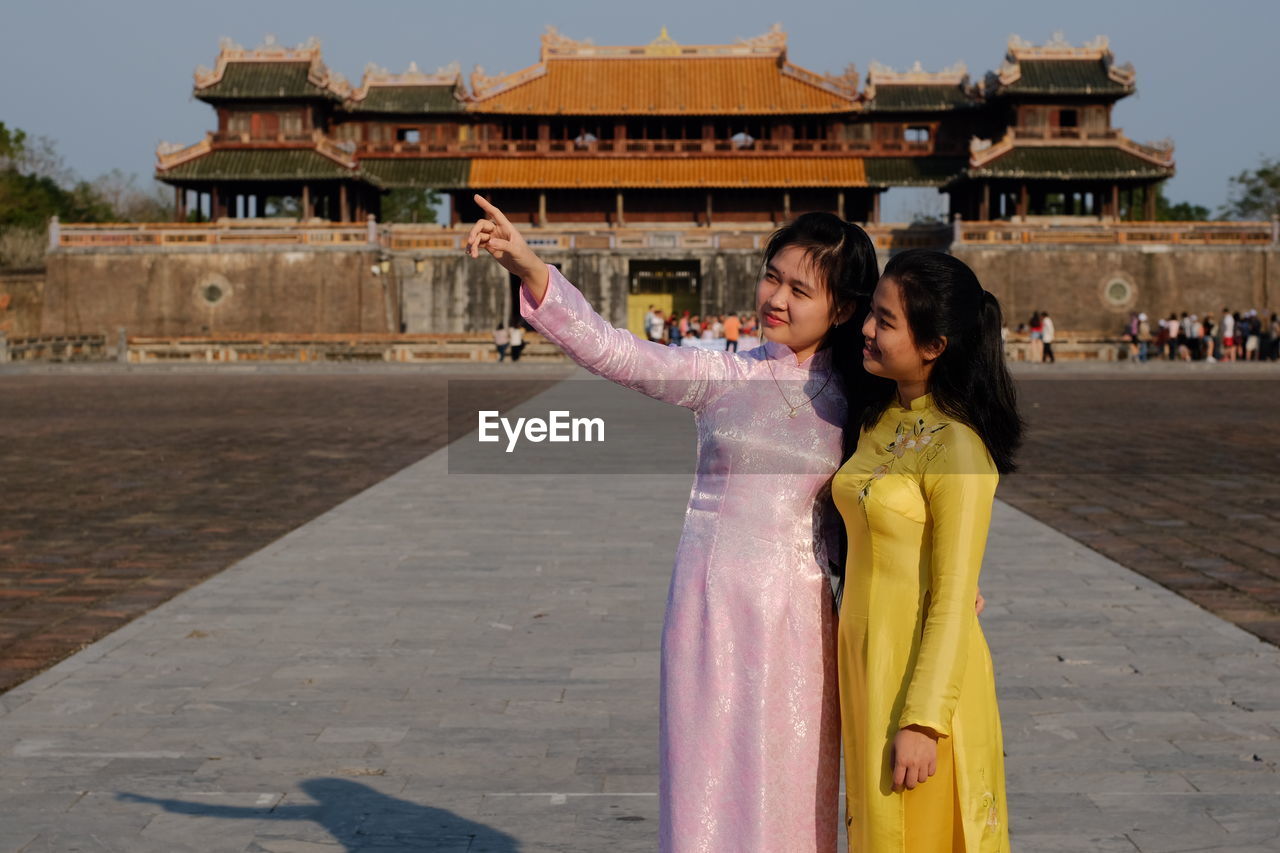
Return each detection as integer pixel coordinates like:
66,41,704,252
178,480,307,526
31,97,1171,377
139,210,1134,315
118,777,520,852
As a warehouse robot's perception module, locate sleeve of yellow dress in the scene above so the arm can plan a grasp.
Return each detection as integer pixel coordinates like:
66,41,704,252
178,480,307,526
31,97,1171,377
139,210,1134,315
898,426,998,737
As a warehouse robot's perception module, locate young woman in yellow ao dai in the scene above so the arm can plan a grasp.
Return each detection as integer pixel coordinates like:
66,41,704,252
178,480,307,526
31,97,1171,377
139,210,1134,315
832,250,1022,852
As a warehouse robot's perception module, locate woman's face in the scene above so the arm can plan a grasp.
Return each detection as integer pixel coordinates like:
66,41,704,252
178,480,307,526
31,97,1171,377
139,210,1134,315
861,275,939,383
755,244,844,356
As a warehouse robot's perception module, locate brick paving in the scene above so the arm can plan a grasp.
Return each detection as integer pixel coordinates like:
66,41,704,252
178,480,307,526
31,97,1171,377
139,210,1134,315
1,367,1276,851
1000,373,1280,647
2,364,1278,702
0,366,570,693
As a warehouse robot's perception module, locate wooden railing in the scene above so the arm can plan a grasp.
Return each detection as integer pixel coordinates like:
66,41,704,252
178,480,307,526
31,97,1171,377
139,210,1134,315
352,138,951,157
1011,127,1119,141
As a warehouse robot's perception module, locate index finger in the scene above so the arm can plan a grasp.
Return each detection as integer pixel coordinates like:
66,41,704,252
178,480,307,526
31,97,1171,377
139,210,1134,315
473,194,513,230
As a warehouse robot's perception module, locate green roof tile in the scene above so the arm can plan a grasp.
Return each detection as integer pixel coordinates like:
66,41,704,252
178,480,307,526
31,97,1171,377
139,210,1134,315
999,60,1132,97
346,86,464,114
158,149,365,183
196,63,338,101
865,157,967,186
865,85,976,112
965,146,1172,180
358,159,469,189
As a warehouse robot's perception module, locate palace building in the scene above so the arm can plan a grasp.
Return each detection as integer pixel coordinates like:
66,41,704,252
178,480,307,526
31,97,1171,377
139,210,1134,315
155,28,1174,226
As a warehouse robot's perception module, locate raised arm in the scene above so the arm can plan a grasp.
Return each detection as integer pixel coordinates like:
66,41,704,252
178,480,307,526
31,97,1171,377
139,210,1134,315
898,426,999,737
467,195,741,409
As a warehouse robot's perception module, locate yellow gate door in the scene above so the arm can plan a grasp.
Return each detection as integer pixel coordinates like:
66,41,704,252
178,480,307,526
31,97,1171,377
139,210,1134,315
627,294,673,339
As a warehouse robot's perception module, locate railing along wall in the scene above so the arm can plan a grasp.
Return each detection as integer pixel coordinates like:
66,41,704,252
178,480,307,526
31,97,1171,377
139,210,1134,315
955,221,1277,246
48,219,1280,253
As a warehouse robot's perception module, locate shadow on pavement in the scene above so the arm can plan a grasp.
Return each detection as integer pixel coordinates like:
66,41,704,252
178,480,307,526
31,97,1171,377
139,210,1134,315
118,777,520,851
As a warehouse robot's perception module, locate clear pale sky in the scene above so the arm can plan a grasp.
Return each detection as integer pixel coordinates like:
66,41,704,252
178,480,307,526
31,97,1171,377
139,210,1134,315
1,0,1272,221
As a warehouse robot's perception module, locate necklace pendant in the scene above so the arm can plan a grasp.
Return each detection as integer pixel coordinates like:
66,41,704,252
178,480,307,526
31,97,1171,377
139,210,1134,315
788,408,798,418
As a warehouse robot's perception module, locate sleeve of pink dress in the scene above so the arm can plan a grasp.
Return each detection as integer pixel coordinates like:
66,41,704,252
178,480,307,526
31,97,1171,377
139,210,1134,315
519,264,743,410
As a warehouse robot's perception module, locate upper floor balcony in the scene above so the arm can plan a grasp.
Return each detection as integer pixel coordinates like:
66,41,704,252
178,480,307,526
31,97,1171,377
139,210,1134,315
1011,126,1119,142
352,136,954,157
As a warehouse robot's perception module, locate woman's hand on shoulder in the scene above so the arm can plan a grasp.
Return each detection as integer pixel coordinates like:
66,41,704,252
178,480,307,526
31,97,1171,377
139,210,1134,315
892,725,939,792
465,195,549,294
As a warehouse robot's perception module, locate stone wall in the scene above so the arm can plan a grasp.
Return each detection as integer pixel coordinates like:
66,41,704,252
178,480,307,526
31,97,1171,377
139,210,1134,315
31,243,1280,338
954,245,1280,335
41,248,391,336
0,271,45,338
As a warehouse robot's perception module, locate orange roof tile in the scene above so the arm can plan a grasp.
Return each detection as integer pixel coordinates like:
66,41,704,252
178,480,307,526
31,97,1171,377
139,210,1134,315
468,57,857,115
468,157,868,188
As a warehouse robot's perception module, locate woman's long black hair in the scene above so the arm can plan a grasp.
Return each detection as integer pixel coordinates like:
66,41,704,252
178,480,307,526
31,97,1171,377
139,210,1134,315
858,249,1023,474
759,212,880,460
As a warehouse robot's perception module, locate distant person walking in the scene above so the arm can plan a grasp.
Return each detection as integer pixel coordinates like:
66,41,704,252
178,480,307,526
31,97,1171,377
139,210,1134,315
1028,312,1044,363
647,308,667,344
1137,313,1152,362
1220,308,1235,362
493,323,510,362
723,313,741,352
508,323,525,362
1040,310,1056,364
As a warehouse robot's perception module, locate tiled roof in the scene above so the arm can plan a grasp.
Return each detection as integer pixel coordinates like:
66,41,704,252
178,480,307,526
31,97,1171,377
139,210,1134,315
965,146,1172,180
468,57,856,115
345,86,465,114
864,157,967,186
195,63,338,101
999,60,1132,97
359,159,470,188
157,149,364,182
467,157,868,188
865,84,976,112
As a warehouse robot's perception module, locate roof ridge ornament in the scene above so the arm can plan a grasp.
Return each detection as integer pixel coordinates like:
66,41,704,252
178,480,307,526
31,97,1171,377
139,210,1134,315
528,24,787,61
645,26,681,57
348,60,463,102
997,33,1135,91
867,59,968,84
194,34,339,95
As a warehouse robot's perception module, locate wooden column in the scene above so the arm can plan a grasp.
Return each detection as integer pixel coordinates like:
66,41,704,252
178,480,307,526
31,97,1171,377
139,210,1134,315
1144,184,1157,221
980,183,991,221
871,191,881,224
339,184,349,222
1017,182,1029,218
1110,183,1120,220
211,187,222,220
301,185,313,220
783,191,791,221
615,191,625,227
704,192,713,227
614,121,627,153
836,190,845,220
538,191,547,227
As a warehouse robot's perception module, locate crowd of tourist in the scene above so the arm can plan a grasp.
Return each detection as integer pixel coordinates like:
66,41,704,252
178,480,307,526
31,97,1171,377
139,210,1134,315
644,307,757,350
1123,308,1280,362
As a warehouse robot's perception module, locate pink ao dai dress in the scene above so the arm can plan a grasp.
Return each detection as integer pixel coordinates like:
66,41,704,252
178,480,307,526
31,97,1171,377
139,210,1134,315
520,265,846,852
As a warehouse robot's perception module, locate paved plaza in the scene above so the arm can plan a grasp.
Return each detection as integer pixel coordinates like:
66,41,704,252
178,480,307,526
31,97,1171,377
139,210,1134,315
0,363,1278,851
0,365,571,692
